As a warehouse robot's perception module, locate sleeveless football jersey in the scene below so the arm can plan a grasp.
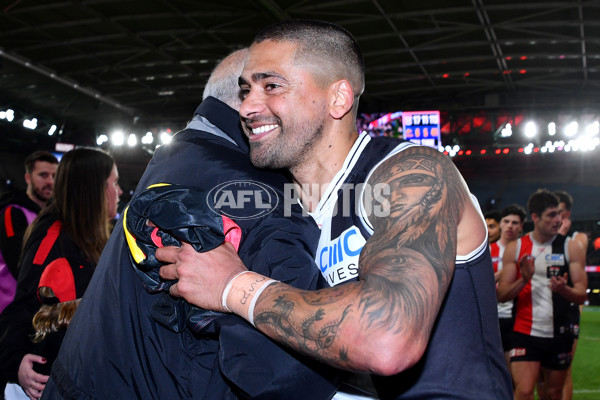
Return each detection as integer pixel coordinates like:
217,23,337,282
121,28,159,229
308,134,512,399
513,233,572,338
490,241,514,319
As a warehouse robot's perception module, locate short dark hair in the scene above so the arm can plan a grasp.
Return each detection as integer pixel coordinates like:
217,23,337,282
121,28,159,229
35,147,114,263
527,189,559,217
484,210,500,222
253,19,365,100
554,190,573,211
24,151,58,174
500,204,526,223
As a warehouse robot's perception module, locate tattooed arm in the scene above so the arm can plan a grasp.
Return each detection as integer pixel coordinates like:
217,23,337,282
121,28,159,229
158,146,471,375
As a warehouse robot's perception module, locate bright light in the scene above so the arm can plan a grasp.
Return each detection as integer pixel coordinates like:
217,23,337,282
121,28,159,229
160,131,172,144
142,131,153,144
501,123,512,137
564,121,578,137
524,121,537,138
452,145,460,152
0,109,15,122
445,145,452,152
524,147,533,155
111,130,124,146
48,125,57,136
96,134,109,146
548,122,556,136
576,136,597,151
23,118,37,130
127,133,137,147
585,121,599,136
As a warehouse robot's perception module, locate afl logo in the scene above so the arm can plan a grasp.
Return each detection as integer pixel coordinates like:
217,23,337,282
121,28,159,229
207,180,279,220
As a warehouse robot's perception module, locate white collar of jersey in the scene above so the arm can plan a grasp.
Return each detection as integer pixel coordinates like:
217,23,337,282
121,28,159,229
307,133,372,220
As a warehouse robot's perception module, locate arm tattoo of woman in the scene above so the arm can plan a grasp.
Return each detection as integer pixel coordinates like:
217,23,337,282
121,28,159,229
252,146,470,365
358,146,469,336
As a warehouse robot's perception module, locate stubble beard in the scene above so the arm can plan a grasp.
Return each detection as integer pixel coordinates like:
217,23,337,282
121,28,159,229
32,184,52,203
249,111,326,171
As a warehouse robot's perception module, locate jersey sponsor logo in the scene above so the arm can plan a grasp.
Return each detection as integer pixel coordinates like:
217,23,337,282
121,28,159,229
317,226,366,286
545,253,565,266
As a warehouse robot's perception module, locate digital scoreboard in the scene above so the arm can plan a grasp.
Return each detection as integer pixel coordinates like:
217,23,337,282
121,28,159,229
401,110,441,149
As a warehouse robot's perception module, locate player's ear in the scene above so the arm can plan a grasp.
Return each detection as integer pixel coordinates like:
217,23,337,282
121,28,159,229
329,79,354,120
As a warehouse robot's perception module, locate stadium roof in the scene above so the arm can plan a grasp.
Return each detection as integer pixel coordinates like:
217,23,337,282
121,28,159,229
1,0,600,143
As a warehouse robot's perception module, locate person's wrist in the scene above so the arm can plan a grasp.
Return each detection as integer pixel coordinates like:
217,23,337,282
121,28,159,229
224,271,277,325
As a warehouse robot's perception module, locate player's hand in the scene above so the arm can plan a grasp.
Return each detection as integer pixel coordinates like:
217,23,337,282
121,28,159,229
157,242,247,312
558,218,572,235
518,254,535,282
549,273,568,293
18,354,48,400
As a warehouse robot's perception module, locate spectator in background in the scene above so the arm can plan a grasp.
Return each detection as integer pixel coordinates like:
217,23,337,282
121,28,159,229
0,148,120,400
490,204,526,369
486,209,501,243
0,151,57,399
498,189,587,400
0,151,58,314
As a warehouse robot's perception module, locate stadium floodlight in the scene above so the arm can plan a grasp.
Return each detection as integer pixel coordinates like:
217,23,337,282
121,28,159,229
548,122,556,136
564,121,578,137
160,131,172,144
96,134,109,146
23,118,37,130
111,130,124,146
501,123,512,137
585,121,599,136
48,125,57,136
524,121,537,138
141,131,153,145
0,109,15,122
127,133,137,147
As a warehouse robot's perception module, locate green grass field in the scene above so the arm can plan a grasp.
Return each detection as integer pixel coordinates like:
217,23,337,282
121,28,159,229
572,306,600,400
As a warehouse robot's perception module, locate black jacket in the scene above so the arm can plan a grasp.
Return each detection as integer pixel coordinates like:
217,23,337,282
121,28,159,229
43,97,339,400
0,190,41,279
0,212,94,382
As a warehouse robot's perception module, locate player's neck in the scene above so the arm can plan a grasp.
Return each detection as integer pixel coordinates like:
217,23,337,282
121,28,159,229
290,129,359,213
532,229,553,244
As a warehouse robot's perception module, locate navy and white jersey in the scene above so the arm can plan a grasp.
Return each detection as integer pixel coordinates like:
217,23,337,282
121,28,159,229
309,134,414,286
309,134,512,399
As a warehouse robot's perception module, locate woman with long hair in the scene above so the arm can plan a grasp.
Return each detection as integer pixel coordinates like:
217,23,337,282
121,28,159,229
0,148,121,400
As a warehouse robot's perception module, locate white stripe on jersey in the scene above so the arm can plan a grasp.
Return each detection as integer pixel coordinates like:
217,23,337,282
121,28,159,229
308,133,371,227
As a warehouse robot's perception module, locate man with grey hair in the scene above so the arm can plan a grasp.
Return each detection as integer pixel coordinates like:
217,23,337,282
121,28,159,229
41,48,338,399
